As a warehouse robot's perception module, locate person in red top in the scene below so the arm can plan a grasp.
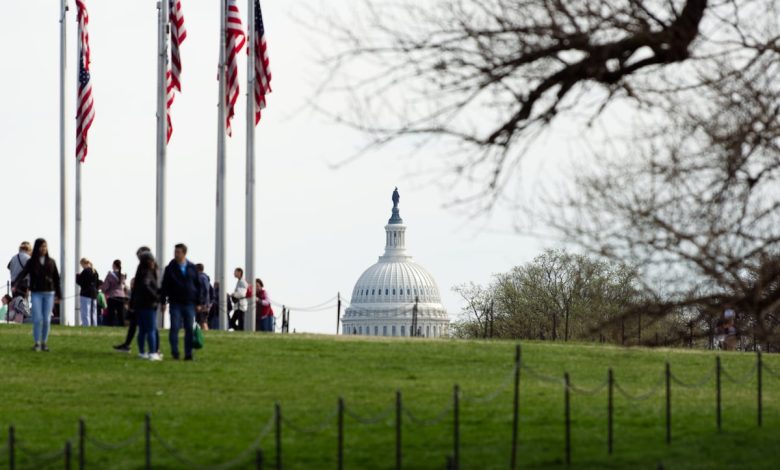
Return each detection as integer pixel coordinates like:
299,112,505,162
255,279,274,332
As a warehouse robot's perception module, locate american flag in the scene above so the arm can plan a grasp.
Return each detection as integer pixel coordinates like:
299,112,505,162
75,0,95,163
253,0,272,124
225,0,246,136
166,0,187,142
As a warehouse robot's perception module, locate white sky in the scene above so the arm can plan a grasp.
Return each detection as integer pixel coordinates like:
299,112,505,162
0,1,558,333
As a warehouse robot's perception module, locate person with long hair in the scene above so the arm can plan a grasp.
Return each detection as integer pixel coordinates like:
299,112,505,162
255,279,274,332
103,259,128,328
76,258,100,326
13,238,61,351
131,251,162,361
114,246,162,354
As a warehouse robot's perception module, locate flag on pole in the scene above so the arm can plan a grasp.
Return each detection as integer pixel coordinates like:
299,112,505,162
75,0,94,162
225,0,246,136
253,0,272,124
166,0,187,142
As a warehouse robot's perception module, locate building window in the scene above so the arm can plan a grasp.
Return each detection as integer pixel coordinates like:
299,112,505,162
392,288,396,295
392,326,396,336
378,289,381,295
401,325,405,336
385,289,389,295
372,289,375,295
383,326,387,336
407,289,411,295
374,326,378,336
358,326,363,335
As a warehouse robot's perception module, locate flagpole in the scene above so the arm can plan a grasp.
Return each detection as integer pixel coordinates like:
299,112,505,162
60,0,71,326
216,0,228,330
245,0,256,332
156,0,169,328
74,17,83,327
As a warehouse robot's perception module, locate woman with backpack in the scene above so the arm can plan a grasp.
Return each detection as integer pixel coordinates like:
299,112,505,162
102,260,128,327
12,238,61,351
76,258,100,326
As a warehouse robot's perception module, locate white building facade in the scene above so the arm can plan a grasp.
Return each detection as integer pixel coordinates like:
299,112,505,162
342,189,450,337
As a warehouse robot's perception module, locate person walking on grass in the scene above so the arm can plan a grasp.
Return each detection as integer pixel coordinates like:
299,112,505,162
229,267,248,331
103,260,128,327
131,251,163,361
161,243,205,361
114,247,161,353
76,258,100,326
195,263,212,330
12,238,61,351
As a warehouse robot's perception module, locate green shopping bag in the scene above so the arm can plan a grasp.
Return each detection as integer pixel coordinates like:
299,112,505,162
193,323,205,349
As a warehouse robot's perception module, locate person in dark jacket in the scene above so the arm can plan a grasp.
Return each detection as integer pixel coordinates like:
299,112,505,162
131,251,163,361
76,258,100,326
160,243,205,360
13,238,61,351
195,264,212,330
114,246,160,353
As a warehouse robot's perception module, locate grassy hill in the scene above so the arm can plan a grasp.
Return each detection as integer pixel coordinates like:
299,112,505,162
0,325,777,469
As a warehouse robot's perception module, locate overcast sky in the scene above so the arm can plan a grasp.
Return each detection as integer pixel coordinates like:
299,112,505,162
0,1,560,333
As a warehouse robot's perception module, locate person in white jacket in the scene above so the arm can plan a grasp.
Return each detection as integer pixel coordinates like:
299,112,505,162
229,268,248,331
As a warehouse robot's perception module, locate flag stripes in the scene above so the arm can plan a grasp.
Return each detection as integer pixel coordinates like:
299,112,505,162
167,0,187,142
253,0,272,124
75,0,94,162
225,0,246,136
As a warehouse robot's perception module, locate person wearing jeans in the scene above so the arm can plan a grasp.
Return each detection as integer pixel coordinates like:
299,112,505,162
13,238,61,351
76,258,99,326
131,251,162,361
161,243,205,361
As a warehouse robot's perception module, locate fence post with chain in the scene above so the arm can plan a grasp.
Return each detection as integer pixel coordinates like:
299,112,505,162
79,418,86,470
453,384,460,470
8,425,15,470
256,449,264,470
564,373,571,466
757,351,763,427
396,390,402,470
65,440,72,470
716,356,721,432
665,363,671,445
608,369,613,455
145,413,151,470
275,402,282,470
511,344,520,470
338,397,344,470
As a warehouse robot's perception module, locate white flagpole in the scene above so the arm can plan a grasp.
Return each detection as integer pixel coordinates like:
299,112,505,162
74,15,83,327
216,0,228,330
245,0,256,332
59,0,71,326
156,0,169,328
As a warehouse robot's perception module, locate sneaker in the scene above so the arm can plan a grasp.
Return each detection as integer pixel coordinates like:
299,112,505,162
41,343,50,352
171,353,180,360
149,353,163,361
32,343,41,352
184,356,194,361
138,352,150,360
113,344,131,353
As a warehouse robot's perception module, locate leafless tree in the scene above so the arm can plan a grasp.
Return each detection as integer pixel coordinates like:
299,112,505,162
317,0,780,347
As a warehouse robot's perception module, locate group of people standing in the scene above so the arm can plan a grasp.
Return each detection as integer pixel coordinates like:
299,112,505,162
4,239,275,360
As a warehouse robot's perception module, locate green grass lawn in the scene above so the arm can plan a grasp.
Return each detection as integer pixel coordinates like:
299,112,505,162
0,325,778,469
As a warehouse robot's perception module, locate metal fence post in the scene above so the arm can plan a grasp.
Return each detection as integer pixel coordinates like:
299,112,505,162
453,384,460,470
716,356,721,432
275,402,282,470
338,397,344,470
79,418,86,470
665,363,671,445
757,351,763,427
256,449,264,470
65,440,72,470
8,425,14,470
608,369,613,455
396,390,402,470
511,344,521,469
145,413,151,470
564,373,571,466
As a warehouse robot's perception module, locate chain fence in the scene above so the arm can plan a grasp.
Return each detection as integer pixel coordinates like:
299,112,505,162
2,346,777,469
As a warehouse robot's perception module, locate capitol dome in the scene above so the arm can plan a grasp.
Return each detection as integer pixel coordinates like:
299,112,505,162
342,189,450,337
